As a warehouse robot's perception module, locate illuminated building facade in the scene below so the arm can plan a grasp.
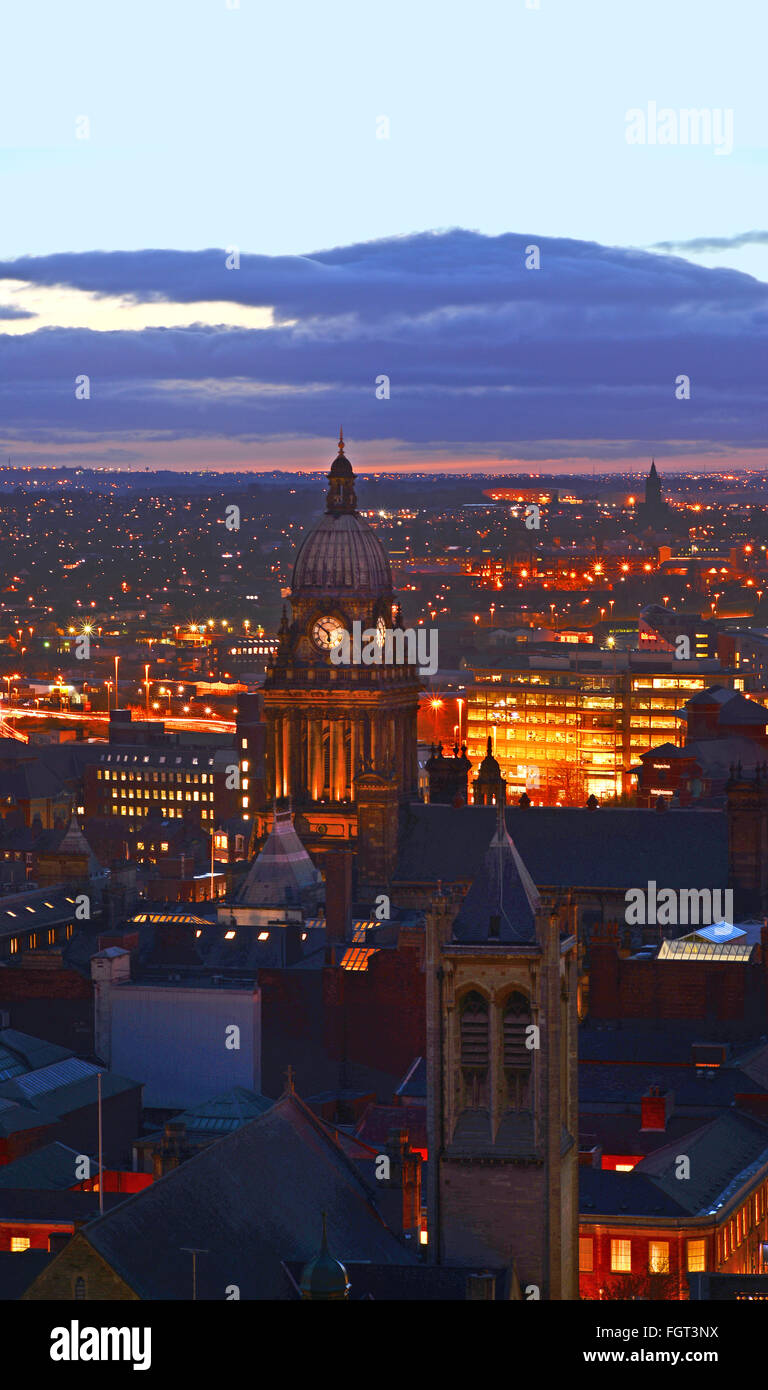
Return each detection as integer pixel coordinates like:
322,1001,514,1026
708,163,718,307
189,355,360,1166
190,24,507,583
262,436,420,830
85,699,263,826
466,653,729,804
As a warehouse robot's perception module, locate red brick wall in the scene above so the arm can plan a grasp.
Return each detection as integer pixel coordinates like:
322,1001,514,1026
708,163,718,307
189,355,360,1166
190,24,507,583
0,1222,73,1253
322,931,425,1080
590,936,763,1024
258,928,425,1100
578,1225,697,1301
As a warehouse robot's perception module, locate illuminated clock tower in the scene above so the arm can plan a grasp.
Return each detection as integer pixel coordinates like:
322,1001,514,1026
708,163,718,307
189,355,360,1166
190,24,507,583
261,434,420,835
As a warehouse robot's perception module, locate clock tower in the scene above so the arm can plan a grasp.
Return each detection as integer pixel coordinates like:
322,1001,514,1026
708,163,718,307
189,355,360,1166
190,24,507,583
261,434,420,835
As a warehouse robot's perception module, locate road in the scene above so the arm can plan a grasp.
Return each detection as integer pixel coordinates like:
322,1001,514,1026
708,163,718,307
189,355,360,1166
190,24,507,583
0,705,236,736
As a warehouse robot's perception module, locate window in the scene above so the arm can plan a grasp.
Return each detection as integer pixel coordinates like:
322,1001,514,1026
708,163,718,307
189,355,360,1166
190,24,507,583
503,991,532,1109
649,1241,670,1274
687,1239,706,1273
460,991,489,1109
611,1239,632,1273
10,1237,30,1252
579,1237,593,1272
74,1276,86,1300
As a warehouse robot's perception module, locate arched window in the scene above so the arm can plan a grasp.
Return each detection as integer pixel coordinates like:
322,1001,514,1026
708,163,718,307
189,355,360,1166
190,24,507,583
503,991,532,1110
74,1276,86,1300
460,991,489,1109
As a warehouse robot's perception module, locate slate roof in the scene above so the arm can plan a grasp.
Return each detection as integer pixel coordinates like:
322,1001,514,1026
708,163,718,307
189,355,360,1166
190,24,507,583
634,1112,768,1216
579,1062,765,1110
0,1029,140,1138
281,1262,512,1300
580,1167,688,1218
236,809,322,908
0,887,87,943
395,803,729,891
395,1057,426,1100
142,1087,274,1143
0,1251,53,1299
0,1030,71,1079
0,1141,88,1190
452,819,539,944
579,1113,704,1158
0,1190,126,1222
67,1092,416,1300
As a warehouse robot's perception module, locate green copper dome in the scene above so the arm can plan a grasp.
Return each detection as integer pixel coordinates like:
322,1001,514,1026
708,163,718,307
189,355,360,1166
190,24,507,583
299,1213,350,1301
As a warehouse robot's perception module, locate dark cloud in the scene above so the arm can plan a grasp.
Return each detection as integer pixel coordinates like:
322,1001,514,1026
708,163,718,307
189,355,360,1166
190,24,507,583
0,230,766,460
652,231,768,253
0,304,36,319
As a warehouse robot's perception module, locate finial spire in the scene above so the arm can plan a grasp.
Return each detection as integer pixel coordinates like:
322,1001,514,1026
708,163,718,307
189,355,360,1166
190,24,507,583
338,426,344,454
284,1063,295,1095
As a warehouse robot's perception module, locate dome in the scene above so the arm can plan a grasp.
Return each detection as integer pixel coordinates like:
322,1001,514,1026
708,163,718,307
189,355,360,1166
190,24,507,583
290,432,392,598
299,1214,350,1301
477,736,501,781
292,511,392,596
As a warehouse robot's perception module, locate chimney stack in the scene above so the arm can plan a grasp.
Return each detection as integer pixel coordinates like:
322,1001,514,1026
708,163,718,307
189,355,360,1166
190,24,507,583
325,851,352,947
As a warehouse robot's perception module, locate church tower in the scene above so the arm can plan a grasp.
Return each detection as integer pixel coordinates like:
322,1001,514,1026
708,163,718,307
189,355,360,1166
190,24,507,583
425,809,579,1298
645,459,662,510
262,435,420,838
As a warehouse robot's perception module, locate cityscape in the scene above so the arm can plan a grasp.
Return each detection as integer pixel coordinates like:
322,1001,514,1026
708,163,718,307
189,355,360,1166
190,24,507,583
2,0,766,1364
2,444,768,1314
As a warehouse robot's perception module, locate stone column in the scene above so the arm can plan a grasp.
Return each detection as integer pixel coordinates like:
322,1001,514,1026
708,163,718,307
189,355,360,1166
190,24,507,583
489,995,500,1143
282,718,290,800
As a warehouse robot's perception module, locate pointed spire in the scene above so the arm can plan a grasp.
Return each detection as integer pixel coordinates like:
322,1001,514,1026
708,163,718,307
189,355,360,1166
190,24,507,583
284,1063,295,1095
338,426,344,455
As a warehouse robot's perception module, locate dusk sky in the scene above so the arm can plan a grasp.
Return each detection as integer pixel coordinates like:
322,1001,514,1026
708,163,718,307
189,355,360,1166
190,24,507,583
1,0,765,474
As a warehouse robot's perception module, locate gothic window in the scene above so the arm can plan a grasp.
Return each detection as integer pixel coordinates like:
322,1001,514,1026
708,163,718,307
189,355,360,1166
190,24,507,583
460,990,489,1108
503,991,532,1110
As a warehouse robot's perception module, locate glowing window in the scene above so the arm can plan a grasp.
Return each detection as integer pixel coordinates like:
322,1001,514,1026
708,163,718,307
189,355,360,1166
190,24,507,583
579,1237,593,1272
611,1239,631,1273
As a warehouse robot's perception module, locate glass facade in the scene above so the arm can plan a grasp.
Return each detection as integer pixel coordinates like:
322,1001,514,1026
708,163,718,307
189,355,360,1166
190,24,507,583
467,666,710,803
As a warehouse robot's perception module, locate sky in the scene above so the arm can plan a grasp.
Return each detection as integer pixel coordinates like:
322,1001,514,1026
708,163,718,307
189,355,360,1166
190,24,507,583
0,0,766,474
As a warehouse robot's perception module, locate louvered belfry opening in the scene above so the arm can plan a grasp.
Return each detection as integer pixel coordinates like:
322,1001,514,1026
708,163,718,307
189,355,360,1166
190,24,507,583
460,990,489,1109
503,990,532,1110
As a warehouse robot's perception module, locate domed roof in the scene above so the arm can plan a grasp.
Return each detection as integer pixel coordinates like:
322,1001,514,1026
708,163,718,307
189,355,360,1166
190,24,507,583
291,433,392,598
299,1213,350,1300
477,736,502,781
292,511,392,596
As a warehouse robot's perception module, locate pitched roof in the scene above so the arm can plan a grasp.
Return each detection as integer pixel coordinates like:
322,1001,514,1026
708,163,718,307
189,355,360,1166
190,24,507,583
236,809,322,908
580,1167,688,1219
73,1092,415,1299
0,1141,88,1190
395,804,729,892
0,1250,52,1299
635,1111,768,1215
452,818,539,943
395,1056,426,1100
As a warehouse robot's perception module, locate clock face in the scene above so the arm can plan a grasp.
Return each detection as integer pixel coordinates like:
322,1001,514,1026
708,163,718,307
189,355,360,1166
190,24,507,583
311,616,345,651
